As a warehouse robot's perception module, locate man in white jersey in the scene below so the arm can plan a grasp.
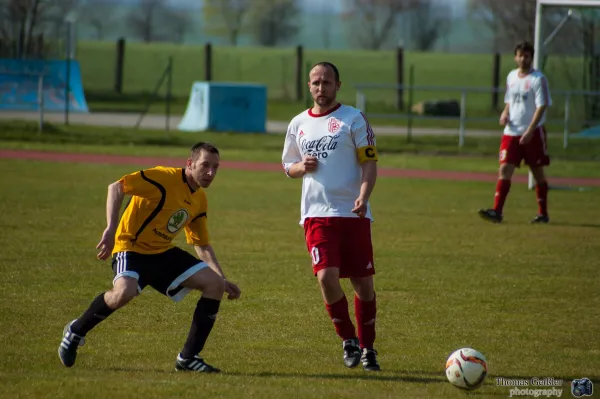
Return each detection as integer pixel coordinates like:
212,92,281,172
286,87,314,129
282,62,380,372
479,41,552,224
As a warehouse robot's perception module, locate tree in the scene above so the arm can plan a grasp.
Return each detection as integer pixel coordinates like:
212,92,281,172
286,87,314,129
410,0,451,51
127,0,165,43
78,2,115,41
0,0,78,58
342,0,422,50
203,0,251,46
248,0,300,47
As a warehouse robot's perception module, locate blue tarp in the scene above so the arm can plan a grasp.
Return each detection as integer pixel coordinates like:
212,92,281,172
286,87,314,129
0,59,89,112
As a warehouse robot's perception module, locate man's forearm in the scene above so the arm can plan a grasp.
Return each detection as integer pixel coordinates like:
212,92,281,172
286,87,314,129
194,245,226,278
286,162,306,178
106,182,125,230
359,161,377,201
526,106,547,134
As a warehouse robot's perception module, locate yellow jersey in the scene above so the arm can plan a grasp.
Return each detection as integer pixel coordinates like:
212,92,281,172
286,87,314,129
112,166,210,255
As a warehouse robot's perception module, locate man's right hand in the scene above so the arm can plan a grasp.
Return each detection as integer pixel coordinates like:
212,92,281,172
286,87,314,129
302,155,318,173
499,112,509,126
96,227,116,260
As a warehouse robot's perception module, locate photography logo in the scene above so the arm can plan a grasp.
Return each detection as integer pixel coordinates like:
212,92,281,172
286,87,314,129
571,378,593,397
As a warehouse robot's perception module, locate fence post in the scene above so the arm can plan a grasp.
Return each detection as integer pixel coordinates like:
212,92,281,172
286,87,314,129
459,90,466,147
204,42,212,81
295,45,303,102
407,64,415,143
166,57,173,135
115,37,125,94
492,52,500,110
564,92,571,149
396,46,404,110
38,75,44,134
356,90,366,112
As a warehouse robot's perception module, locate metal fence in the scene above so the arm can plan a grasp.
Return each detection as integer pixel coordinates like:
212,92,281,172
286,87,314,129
355,84,600,149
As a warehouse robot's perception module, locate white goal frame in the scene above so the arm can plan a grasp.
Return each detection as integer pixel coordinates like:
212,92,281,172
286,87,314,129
529,0,600,189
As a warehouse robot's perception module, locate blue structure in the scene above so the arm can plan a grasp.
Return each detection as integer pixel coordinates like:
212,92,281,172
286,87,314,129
0,59,89,112
178,82,267,133
573,125,600,138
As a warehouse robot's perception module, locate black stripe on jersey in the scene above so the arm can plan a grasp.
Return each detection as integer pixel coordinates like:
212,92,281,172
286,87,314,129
181,168,195,193
131,170,166,243
191,212,207,222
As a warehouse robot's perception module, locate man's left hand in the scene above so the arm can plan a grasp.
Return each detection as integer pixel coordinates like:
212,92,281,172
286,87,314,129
224,280,241,300
351,197,367,218
520,131,533,145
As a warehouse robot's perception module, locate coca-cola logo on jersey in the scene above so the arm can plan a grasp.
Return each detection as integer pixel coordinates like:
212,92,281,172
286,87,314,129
300,135,339,159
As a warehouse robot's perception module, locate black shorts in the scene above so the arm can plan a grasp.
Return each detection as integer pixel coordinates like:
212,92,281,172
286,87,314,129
111,247,207,302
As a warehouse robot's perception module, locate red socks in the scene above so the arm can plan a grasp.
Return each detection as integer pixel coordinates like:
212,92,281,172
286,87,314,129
354,294,376,349
325,296,356,341
536,182,549,216
493,179,511,214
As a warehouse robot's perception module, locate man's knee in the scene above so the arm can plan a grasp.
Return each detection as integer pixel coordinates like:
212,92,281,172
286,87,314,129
317,267,341,290
351,276,375,301
499,164,515,180
182,267,225,297
106,277,138,309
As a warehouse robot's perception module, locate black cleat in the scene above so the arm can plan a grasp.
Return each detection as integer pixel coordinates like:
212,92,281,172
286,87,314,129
58,320,85,368
530,214,549,224
361,348,380,371
478,208,503,223
342,338,361,368
175,354,221,373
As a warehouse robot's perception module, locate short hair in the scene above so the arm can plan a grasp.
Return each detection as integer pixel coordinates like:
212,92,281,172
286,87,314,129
310,62,340,82
190,141,219,160
514,41,535,56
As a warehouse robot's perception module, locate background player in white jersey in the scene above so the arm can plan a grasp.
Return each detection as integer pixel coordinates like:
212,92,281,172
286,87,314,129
282,62,380,371
479,41,552,224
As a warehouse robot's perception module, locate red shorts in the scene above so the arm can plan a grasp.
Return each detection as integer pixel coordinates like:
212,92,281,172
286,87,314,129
303,217,375,278
499,126,550,167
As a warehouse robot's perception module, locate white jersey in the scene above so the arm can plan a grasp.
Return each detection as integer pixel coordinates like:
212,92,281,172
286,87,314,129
504,69,552,136
282,104,377,225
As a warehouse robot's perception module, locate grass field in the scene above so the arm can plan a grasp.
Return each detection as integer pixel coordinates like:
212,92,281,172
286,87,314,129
1,119,600,397
76,41,598,127
1,144,599,398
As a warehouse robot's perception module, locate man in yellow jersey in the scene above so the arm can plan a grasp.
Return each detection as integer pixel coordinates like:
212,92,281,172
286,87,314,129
58,142,241,372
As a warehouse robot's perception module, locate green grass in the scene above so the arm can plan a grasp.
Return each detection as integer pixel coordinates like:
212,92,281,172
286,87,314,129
77,41,599,128
0,156,599,398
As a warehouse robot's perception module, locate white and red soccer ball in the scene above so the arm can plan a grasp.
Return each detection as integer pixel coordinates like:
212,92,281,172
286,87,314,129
445,348,488,390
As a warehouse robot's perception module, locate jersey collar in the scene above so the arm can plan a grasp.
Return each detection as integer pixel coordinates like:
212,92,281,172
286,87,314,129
308,103,342,118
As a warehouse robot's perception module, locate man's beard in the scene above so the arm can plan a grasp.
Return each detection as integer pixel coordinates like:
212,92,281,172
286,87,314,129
316,95,334,107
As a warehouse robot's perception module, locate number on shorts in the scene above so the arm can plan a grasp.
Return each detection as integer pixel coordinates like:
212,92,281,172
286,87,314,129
311,247,320,265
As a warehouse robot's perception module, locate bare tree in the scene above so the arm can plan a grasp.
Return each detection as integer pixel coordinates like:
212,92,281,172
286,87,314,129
0,0,78,58
410,0,451,51
248,0,300,47
163,8,192,44
342,0,422,50
127,0,165,43
203,0,251,46
79,2,115,40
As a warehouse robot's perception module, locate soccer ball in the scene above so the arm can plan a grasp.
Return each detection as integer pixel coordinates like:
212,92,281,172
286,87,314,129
445,348,488,390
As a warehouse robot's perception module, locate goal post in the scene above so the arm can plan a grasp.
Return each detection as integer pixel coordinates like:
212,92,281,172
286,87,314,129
529,0,600,189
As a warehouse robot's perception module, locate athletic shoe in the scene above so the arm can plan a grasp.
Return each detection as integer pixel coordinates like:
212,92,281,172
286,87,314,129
58,320,85,367
478,208,503,223
361,348,380,371
175,354,220,373
342,338,361,368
